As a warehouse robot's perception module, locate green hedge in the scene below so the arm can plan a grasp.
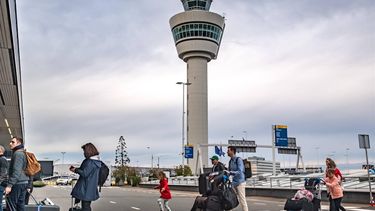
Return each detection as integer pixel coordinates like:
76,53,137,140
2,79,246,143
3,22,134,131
33,181,46,187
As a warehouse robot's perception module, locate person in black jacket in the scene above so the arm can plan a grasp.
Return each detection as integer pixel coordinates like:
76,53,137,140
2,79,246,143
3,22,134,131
0,145,9,211
70,143,101,211
210,155,225,173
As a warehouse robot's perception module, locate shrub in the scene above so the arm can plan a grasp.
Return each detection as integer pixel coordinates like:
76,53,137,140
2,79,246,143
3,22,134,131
127,176,141,186
33,180,46,187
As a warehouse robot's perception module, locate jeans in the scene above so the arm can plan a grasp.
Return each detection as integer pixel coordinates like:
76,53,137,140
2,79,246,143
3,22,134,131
7,183,28,211
329,196,345,211
0,186,4,210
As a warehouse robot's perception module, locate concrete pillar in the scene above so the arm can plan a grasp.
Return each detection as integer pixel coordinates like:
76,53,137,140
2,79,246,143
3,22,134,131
186,57,208,172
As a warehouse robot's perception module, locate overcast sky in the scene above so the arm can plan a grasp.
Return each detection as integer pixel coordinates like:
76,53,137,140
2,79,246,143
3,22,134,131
17,0,374,169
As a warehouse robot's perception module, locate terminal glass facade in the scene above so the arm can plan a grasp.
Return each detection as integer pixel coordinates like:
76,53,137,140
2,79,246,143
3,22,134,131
182,0,212,11
172,22,223,44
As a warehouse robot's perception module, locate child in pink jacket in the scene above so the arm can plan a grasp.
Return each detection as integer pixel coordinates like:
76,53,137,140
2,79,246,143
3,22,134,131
324,168,344,211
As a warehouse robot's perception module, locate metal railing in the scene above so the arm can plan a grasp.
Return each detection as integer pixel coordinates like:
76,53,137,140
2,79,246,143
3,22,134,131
142,175,375,191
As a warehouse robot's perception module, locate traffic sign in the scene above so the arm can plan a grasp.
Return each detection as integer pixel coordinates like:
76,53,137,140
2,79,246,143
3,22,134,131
359,134,370,149
184,146,193,158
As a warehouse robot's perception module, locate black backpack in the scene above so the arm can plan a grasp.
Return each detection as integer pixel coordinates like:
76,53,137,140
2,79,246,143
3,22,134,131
98,161,109,192
230,157,252,179
304,178,320,191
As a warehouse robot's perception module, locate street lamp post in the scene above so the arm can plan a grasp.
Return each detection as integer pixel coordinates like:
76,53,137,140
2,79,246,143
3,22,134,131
345,148,350,174
242,131,248,140
315,147,320,168
147,147,153,170
61,152,66,165
176,82,192,168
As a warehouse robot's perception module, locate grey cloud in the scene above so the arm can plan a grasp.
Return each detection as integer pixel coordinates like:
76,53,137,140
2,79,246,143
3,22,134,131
18,0,374,166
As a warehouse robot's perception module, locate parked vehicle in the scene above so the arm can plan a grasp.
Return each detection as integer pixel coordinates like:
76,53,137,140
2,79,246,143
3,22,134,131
56,176,73,185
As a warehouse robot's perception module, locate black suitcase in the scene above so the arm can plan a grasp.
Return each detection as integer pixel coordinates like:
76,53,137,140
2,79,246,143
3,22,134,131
198,174,211,195
6,197,59,211
311,198,321,211
26,192,60,211
25,204,60,211
284,198,313,211
191,195,223,211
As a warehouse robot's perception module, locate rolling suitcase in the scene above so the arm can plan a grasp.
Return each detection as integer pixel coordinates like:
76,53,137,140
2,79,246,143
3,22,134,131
25,193,60,211
198,174,211,195
25,204,60,211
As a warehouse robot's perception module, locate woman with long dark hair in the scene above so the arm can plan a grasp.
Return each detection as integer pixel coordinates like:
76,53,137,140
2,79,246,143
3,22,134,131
325,158,346,211
70,143,102,211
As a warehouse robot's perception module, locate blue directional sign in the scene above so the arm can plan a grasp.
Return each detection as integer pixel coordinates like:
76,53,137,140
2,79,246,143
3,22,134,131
275,125,288,147
184,146,193,159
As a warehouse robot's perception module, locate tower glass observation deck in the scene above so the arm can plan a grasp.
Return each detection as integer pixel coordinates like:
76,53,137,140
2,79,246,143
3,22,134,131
172,22,223,44
181,0,212,11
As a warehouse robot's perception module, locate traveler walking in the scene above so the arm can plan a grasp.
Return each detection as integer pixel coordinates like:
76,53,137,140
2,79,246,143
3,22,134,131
5,137,29,211
155,171,172,211
70,143,102,211
325,158,346,211
210,155,226,173
324,168,344,211
0,145,9,210
227,146,248,211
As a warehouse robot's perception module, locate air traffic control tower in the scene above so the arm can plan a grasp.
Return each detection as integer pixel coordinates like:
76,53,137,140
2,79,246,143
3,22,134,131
170,0,225,173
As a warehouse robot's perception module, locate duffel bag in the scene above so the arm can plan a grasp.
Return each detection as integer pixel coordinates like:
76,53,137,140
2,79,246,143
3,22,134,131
284,198,309,210
221,183,239,210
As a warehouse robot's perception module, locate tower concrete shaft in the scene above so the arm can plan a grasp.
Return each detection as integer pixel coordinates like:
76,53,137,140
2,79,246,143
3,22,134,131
170,0,225,174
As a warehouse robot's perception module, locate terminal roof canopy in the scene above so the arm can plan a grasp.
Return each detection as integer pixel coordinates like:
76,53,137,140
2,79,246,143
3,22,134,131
0,0,24,152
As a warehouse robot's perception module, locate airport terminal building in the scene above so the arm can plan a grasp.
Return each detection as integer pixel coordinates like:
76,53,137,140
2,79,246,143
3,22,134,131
0,0,24,156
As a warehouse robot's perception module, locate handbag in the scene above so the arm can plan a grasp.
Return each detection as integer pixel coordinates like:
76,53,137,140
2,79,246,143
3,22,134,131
220,183,239,210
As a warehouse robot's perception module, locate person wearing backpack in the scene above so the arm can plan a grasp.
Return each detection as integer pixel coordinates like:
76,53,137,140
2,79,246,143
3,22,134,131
5,137,30,211
70,143,102,211
227,146,248,211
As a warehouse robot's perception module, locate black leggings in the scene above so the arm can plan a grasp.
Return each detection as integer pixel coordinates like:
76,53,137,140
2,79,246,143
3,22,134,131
82,200,92,211
74,199,92,211
329,197,345,211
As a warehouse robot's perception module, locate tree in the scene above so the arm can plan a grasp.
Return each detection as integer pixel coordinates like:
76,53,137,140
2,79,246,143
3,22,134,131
175,165,192,176
115,136,130,167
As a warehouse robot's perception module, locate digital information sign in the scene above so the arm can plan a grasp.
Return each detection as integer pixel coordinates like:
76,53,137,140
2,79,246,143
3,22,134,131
275,125,288,147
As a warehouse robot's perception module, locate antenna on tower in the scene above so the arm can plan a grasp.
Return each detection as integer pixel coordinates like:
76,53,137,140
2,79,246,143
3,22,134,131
222,12,227,20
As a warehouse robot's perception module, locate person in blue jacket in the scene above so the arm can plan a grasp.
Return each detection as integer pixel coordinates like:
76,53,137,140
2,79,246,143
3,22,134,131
70,143,101,211
227,146,248,211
